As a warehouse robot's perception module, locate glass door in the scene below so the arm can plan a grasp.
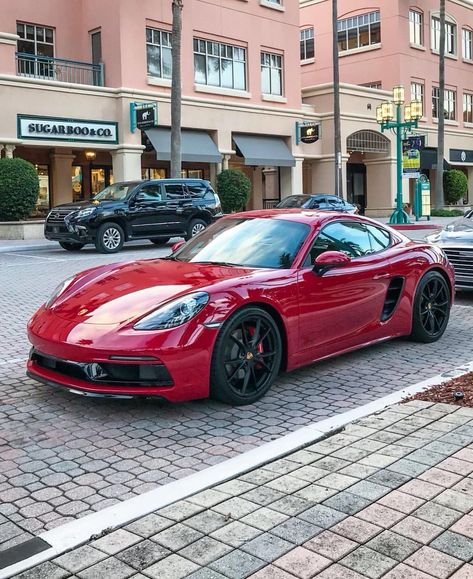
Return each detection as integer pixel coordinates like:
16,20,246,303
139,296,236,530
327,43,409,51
90,166,113,196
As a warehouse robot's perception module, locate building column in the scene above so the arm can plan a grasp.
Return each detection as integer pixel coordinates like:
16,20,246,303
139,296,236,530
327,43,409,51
4,145,15,158
49,150,76,206
222,154,231,171
279,157,304,198
111,146,144,181
0,32,19,76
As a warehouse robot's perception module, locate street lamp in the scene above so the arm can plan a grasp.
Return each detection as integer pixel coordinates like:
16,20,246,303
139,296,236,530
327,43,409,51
376,86,423,224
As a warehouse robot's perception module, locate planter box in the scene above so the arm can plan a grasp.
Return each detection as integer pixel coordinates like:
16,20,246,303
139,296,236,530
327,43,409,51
0,220,45,240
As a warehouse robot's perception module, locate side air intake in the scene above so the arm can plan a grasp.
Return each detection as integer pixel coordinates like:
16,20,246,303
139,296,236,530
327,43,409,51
381,277,404,321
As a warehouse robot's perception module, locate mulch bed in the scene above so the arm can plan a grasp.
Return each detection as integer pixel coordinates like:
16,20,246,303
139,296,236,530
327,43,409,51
405,372,473,407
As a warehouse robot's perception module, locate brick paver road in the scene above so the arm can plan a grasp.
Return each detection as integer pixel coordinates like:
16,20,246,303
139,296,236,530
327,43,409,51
1,243,473,552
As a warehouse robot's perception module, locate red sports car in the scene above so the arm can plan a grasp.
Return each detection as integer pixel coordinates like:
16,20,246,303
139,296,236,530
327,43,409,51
27,211,454,405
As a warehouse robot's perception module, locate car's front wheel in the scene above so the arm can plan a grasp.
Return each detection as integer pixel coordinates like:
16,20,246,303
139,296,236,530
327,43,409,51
59,242,84,251
210,307,282,405
410,270,451,343
95,222,125,253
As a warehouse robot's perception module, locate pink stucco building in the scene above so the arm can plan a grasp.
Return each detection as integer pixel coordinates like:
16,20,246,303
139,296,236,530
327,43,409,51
300,0,473,214
0,0,317,228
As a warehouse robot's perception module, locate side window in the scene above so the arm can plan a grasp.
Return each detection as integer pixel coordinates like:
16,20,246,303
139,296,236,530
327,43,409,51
366,224,391,252
310,196,325,208
187,183,206,198
327,197,342,208
164,184,186,199
303,221,372,266
138,185,162,201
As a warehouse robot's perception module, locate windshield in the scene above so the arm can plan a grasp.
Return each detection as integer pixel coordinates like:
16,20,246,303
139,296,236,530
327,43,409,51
276,195,311,208
93,182,140,201
174,217,310,269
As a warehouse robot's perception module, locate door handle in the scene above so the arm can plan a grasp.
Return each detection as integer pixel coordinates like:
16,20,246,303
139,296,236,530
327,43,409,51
373,273,390,279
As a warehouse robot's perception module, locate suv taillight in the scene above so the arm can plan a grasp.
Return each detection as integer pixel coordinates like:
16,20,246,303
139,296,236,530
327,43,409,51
214,193,222,210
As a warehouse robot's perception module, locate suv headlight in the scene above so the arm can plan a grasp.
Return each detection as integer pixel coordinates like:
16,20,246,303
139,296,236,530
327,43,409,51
45,276,75,308
75,207,96,219
134,292,209,330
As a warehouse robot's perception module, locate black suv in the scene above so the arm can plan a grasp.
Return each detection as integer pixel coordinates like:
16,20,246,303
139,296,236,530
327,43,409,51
45,179,223,253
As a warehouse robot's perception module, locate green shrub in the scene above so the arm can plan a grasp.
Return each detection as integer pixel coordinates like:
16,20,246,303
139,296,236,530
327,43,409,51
216,169,251,213
0,158,39,221
430,208,464,217
443,169,468,205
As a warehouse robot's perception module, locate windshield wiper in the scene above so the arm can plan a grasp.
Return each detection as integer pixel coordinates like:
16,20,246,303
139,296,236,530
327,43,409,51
192,260,238,267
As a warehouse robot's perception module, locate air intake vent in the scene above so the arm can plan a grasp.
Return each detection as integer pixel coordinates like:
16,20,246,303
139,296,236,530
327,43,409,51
381,277,404,321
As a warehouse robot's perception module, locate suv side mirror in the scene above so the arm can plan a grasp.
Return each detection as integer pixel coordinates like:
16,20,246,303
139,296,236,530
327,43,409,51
313,251,351,275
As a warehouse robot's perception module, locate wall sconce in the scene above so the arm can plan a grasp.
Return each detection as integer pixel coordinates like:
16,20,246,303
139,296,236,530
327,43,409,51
85,150,96,162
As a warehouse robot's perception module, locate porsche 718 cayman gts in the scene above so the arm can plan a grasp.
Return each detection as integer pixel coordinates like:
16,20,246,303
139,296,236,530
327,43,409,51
27,210,454,405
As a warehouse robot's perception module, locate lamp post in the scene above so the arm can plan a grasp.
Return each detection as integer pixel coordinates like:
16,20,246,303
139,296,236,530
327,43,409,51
376,86,423,224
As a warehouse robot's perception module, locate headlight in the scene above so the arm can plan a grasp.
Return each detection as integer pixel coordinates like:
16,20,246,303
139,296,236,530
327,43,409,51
425,233,441,243
134,292,209,330
45,277,75,308
75,207,96,218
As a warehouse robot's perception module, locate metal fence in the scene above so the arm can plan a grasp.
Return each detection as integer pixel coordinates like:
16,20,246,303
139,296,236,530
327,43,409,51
16,53,104,87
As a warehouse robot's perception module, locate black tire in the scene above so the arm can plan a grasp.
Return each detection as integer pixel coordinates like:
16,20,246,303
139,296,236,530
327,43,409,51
94,222,125,254
59,241,84,251
410,270,451,343
186,218,207,240
149,237,171,245
210,307,282,405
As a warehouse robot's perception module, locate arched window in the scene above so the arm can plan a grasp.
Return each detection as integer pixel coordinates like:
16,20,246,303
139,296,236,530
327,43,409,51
347,130,390,154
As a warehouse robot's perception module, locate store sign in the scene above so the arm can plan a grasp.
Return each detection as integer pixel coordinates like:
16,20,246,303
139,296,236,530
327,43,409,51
17,115,118,143
300,122,320,144
402,135,425,179
130,102,158,132
450,149,473,163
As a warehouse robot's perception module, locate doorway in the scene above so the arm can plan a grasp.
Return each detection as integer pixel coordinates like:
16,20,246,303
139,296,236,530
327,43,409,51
347,163,366,213
90,166,113,196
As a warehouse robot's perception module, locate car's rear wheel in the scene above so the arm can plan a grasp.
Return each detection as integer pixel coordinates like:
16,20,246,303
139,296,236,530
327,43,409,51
186,218,207,240
149,237,170,245
410,270,451,343
95,222,125,253
59,242,84,251
210,307,282,405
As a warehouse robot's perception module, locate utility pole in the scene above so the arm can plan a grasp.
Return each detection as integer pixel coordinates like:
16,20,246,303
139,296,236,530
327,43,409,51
170,0,183,178
435,0,446,208
332,0,343,198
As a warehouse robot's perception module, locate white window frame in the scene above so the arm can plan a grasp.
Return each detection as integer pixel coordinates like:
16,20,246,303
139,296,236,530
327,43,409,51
411,82,424,111
432,86,456,120
16,21,55,57
300,28,315,61
464,93,473,123
431,16,457,56
337,11,381,53
193,38,247,91
462,28,472,60
409,9,423,46
261,51,283,96
146,27,172,79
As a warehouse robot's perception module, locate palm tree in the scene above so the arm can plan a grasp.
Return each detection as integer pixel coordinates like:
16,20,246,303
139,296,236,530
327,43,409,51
435,0,446,208
170,0,183,178
332,0,343,198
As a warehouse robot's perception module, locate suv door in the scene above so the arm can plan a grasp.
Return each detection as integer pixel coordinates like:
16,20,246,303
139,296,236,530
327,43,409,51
163,183,193,235
297,220,393,358
128,183,168,237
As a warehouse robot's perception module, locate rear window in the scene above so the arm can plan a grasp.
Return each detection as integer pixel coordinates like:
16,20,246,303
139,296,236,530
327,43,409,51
187,183,208,198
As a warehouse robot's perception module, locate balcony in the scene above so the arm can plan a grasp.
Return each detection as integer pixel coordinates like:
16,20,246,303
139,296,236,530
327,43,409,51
16,52,104,87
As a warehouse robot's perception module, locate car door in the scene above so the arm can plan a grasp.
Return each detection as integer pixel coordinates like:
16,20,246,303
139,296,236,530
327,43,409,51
296,220,394,360
128,183,168,237
162,183,193,234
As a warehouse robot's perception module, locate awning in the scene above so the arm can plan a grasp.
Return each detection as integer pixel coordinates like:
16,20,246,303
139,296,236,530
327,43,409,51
420,148,450,171
145,128,222,163
233,134,295,167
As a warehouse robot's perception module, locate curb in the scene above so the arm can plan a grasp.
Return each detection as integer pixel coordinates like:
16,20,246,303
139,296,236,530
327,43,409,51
390,223,442,231
0,243,59,253
2,358,473,579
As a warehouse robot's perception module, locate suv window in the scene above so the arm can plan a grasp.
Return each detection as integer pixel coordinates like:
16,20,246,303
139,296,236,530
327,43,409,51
137,185,162,201
326,196,343,208
164,184,187,199
309,196,326,208
187,183,207,198
304,221,373,265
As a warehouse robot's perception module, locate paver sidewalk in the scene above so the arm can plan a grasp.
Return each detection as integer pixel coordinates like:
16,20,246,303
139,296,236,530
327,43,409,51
13,400,473,579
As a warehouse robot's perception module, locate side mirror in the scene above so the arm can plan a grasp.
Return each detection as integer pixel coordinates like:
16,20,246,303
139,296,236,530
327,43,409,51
171,240,185,253
313,251,351,275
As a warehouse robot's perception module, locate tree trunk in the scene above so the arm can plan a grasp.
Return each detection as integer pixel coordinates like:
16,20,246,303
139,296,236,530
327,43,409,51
170,0,183,178
332,0,343,198
435,0,445,208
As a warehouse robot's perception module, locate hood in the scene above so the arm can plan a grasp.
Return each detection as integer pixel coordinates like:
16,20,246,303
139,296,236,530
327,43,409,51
437,217,473,241
49,259,255,325
52,199,116,212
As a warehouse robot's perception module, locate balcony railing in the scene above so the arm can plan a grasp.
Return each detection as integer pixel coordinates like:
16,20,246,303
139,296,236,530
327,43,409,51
16,52,104,86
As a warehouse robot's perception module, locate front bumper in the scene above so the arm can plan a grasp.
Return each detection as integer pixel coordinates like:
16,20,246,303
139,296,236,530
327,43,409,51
44,222,93,243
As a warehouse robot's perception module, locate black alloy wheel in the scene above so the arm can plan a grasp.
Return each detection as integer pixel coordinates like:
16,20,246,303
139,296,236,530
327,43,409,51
149,237,170,245
59,241,84,251
410,270,451,343
210,307,282,405
95,222,125,253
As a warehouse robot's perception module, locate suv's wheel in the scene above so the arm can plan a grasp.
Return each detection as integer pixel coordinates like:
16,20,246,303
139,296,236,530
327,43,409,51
210,307,282,405
409,270,451,343
59,242,84,251
95,222,125,253
149,237,170,245
186,218,207,240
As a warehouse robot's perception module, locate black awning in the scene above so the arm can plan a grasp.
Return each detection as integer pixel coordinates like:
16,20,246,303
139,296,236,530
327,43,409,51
420,148,450,170
233,134,295,167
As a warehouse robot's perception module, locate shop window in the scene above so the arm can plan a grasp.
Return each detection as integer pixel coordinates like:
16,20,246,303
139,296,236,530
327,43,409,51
337,11,380,52
146,27,172,79
72,166,83,202
31,165,50,217
194,38,246,90
17,22,54,77
261,52,283,96
180,169,203,179
142,168,167,180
